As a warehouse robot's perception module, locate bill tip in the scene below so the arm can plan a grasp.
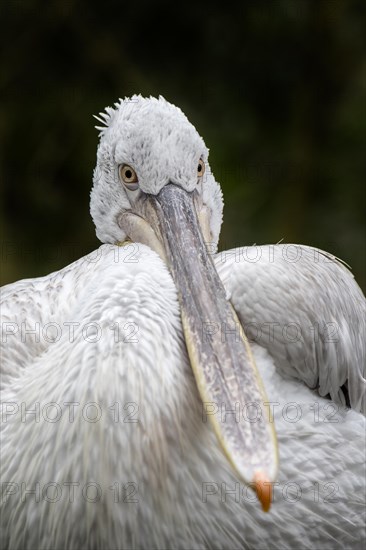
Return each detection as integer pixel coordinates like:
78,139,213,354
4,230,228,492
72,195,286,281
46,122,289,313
253,471,272,512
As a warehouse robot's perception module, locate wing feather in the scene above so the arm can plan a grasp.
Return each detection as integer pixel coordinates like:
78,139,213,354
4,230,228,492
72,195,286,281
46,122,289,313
215,244,366,414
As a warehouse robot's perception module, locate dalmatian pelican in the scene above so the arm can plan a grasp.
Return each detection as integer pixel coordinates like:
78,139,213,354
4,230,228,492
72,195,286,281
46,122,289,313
1,96,365,550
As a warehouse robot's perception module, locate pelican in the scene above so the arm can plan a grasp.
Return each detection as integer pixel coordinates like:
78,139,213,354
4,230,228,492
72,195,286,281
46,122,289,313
1,95,365,550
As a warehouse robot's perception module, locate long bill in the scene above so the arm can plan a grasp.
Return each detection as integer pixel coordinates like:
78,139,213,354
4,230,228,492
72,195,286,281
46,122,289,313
120,183,278,511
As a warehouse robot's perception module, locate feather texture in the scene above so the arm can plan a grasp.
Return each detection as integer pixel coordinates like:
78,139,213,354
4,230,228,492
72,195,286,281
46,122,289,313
1,244,365,549
1,96,365,549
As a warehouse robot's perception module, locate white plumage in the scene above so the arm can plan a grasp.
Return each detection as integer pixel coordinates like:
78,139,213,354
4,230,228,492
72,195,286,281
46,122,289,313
1,96,365,550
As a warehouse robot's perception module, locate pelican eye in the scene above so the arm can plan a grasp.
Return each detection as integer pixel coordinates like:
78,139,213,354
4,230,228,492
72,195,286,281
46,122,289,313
119,164,139,190
197,159,205,178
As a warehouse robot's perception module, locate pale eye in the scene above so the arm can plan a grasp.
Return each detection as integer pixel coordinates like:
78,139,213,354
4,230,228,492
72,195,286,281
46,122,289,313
197,159,205,178
119,164,139,190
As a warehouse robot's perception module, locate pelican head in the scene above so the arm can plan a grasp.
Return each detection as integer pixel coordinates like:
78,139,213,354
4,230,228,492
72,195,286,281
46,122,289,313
90,95,278,510
91,95,223,251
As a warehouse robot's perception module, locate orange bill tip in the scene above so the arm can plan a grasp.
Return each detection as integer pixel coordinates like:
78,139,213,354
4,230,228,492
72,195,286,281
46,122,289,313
253,471,272,512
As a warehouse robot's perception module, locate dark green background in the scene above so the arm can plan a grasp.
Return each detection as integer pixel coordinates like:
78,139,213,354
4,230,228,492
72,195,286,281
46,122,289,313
1,0,365,291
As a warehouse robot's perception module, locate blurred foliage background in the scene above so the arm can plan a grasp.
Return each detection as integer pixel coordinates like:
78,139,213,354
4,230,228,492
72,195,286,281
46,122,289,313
1,0,365,291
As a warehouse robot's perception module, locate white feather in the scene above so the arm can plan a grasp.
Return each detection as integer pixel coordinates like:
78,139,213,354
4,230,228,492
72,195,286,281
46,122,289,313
1,96,365,550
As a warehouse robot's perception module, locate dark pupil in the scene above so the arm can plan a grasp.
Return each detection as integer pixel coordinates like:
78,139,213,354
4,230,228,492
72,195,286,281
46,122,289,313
198,164,202,172
125,170,132,179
